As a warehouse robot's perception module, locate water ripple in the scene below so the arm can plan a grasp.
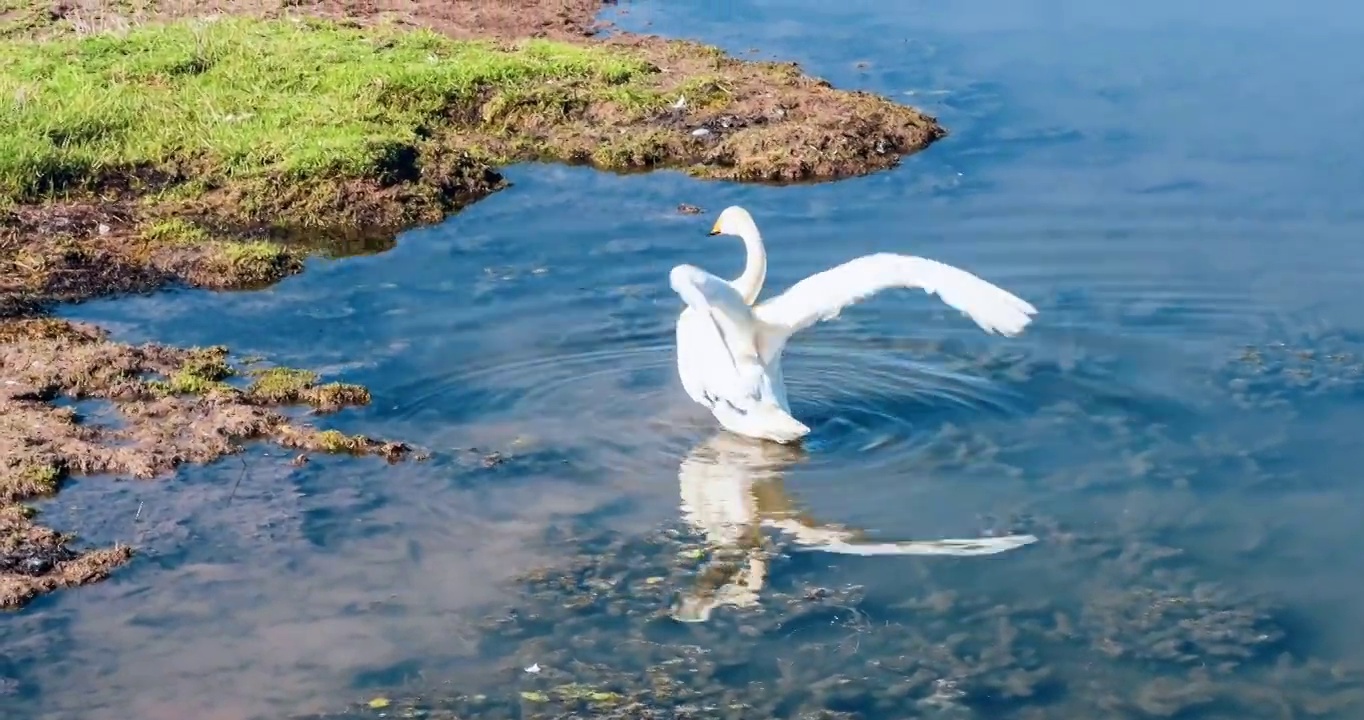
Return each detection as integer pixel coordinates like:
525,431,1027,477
780,341,1022,468
389,317,1027,481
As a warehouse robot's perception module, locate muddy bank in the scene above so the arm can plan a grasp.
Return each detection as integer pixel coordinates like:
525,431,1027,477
0,318,414,609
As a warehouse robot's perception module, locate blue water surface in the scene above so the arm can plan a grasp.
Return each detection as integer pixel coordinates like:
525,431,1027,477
6,0,1364,718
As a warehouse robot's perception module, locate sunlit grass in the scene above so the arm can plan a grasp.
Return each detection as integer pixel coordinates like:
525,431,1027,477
0,16,662,200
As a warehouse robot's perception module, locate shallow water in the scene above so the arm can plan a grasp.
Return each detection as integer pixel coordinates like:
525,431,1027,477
7,0,1364,717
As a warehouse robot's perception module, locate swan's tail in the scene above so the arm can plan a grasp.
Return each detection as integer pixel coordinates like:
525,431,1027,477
715,402,810,444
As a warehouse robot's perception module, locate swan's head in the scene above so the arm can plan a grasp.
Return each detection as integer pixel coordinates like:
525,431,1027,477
708,206,759,239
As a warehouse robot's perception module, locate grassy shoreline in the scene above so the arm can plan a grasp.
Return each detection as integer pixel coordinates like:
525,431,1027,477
1,15,944,303
3,18,676,205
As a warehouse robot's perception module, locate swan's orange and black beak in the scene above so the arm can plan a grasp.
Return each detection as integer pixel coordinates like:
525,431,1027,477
707,219,722,236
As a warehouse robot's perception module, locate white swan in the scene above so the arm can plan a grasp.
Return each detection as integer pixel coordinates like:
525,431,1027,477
670,432,1038,622
670,205,1039,443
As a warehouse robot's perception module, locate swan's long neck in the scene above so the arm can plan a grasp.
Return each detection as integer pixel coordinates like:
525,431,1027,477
733,223,767,305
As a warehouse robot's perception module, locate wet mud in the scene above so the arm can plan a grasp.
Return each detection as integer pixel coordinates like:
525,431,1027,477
0,318,414,609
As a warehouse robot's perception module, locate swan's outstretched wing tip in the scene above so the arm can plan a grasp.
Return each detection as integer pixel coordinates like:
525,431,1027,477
985,301,1038,337
947,273,1039,338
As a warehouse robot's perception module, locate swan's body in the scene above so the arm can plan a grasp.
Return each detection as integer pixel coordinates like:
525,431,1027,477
671,206,1038,443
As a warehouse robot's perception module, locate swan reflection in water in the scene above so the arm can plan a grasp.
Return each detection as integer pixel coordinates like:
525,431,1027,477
671,432,1038,623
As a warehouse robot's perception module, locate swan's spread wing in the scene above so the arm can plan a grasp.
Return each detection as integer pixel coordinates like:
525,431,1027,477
670,264,761,367
754,253,1037,342
671,265,766,409
670,265,753,324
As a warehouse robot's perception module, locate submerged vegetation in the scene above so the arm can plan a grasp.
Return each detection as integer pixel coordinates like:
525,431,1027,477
292,516,1364,720
286,337,1364,719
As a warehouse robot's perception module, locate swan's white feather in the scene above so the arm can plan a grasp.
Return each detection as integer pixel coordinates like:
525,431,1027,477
755,253,1038,348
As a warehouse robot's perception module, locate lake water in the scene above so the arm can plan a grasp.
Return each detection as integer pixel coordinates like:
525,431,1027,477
7,0,1364,718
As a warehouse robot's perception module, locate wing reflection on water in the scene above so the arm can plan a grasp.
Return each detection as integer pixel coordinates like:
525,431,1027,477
671,432,1038,622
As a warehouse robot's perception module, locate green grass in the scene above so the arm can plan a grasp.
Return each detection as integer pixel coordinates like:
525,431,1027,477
141,217,210,244
218,240,303,282
0,17,664,200
313,429,371,453
146,369,232,396
1,460,62,501
246,366,371,408
246,367,319,401
145,345,237,396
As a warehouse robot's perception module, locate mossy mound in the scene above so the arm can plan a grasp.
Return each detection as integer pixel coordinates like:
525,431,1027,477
0,14,943,314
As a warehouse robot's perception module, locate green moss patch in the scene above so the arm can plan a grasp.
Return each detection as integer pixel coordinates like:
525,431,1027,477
246,367,371,410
